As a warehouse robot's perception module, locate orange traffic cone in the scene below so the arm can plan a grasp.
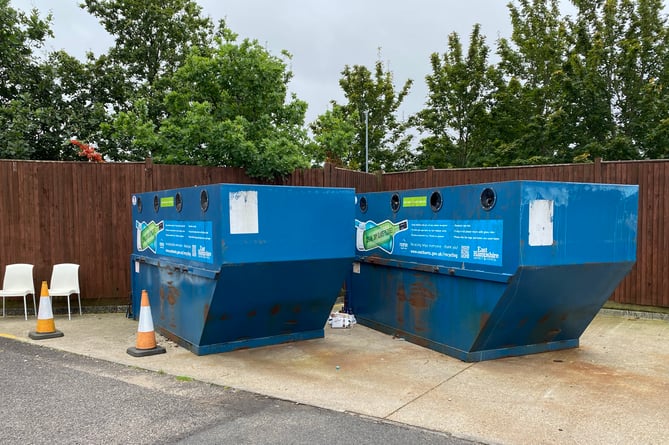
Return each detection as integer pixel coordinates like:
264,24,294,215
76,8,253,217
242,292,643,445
29,281,64,340
127,290,166,357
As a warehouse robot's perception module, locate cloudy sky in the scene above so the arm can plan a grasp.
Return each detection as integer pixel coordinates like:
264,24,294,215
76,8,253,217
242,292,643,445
11,0,577,124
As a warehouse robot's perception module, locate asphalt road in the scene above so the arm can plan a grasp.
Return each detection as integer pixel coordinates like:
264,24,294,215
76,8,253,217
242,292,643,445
0,337,480,445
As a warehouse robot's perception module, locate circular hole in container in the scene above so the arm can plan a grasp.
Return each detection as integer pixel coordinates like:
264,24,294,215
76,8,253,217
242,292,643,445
137,196,143,213
200,190,209,213
153,195,159,212
390,193,400,213
430,191,443,212
359,196,368,213
481,187,497,211
175,192,183,213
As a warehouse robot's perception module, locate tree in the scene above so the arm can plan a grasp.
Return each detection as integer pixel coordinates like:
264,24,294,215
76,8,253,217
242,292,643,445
413,24,495,168
494,0,570,164
0,0,53,159
313,57,414,172
2,48,121,162
80,0,215,138
309,104,358,167
82,0,212,83
109,32,311,180
557,0,619,162
614,0,669,158
0,0,51,102
555,0,669,161
42,51,115,160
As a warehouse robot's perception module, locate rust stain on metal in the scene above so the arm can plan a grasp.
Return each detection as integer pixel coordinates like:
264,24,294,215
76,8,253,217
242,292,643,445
285,319,298,325
166,283,179,306
157,328,182,346
165,283,180,329
396,283,406,325
408,275,437,333
480,312,490,330
270,304,281,315
159,286,166,320
408,284,429,309
545,329,561,341
518,317,528,328
366,254,382,264
203,303,210,322
247,309,257,318
220,313,229,321
539,312,551,324
408,278,435,309
397,285,407,303
410,334,430,348
292,305,301,313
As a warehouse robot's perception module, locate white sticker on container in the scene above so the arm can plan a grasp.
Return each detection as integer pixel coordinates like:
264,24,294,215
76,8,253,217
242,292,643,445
352,262,361,274
134,260,140,273
529,199,554,246
229,191,259,234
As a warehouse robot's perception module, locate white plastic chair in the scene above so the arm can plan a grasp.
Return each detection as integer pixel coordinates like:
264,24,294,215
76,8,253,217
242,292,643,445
0,264,36,320
48,263,81,320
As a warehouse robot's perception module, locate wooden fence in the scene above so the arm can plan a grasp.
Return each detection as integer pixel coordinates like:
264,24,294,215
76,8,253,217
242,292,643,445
0,158,666,309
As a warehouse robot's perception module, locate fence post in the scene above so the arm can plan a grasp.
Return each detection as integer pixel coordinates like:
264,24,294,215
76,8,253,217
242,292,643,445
375,169,384,191
324,162,333,187
594,157,602,183
144,157,154,191
427,166,434,188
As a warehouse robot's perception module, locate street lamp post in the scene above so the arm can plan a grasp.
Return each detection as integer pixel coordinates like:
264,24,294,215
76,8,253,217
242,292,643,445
364,110,369,173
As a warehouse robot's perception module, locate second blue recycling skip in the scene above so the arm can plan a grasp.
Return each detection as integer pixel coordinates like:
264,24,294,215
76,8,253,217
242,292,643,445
349,181,639,362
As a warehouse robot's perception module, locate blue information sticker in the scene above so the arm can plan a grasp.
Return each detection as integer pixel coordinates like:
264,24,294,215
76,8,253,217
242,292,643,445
392,219,503,266
136,220,214,264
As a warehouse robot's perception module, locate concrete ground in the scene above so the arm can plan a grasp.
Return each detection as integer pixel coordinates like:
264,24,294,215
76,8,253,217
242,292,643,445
1,309,667,445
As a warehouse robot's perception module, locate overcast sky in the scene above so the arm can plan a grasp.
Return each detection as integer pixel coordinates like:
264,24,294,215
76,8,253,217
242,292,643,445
12,0,579,125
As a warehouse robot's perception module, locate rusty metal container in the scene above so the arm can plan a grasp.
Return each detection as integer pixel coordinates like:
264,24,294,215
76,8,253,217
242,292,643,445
130,184,354,355
349,181,638,361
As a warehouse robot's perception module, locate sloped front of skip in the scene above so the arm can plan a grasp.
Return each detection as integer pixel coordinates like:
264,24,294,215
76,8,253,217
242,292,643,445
130,184,355,355
349,181,638,361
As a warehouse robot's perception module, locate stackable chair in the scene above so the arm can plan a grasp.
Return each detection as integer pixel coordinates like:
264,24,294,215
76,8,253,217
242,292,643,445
0,264,36,320
48,263,81,320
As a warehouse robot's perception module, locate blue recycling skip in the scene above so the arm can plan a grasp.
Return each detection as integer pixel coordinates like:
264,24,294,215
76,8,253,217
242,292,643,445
130,184,355,355
349,181,638,362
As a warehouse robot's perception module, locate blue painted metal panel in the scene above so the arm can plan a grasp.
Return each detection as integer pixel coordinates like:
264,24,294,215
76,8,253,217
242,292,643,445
350,181,638,362
130,184,355,355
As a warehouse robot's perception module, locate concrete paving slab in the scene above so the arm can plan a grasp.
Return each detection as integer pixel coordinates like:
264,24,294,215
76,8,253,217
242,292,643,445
388,318,669,444
1,312,667,445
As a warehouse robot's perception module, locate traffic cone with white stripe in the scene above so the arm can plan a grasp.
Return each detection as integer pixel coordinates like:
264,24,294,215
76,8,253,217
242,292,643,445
29,281,64,340
127,290,165,357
